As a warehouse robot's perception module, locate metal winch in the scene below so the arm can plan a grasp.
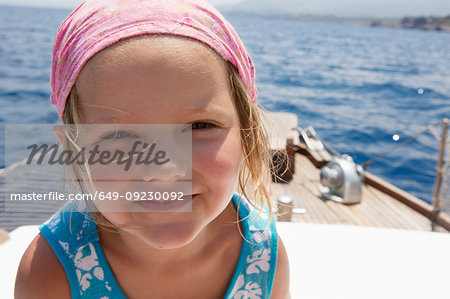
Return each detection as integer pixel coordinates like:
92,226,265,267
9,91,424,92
318,155,364,204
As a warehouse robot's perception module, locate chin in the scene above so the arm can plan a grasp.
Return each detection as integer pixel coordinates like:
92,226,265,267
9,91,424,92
135,220,202,250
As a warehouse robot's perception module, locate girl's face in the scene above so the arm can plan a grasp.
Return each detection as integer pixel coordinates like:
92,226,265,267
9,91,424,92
75,36,242,249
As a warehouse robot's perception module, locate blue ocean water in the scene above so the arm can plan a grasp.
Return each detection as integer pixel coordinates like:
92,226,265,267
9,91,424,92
0,5,449,203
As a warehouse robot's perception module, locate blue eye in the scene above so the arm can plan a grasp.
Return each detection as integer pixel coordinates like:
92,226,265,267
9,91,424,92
100,131,139,140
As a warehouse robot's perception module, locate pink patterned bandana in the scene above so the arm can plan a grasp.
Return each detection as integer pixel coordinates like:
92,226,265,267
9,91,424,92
51,0,257,121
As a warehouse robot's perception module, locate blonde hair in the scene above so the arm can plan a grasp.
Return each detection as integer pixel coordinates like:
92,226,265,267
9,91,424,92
61,38,274,227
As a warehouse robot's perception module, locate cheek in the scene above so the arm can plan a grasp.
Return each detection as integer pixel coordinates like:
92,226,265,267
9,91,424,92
192,130,242,180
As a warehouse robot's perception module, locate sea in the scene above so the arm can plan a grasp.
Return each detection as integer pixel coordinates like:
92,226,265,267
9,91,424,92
0,5,449,204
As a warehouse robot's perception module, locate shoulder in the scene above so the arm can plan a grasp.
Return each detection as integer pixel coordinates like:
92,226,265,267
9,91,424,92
271,235,290,299
15,232,71,299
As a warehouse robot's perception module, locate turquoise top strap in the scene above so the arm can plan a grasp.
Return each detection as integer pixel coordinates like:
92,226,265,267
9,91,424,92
40,193,278,298
224,193,278,299
40,202,127,298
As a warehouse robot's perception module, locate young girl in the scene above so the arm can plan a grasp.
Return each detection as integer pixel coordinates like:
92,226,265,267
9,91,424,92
15,0,290,298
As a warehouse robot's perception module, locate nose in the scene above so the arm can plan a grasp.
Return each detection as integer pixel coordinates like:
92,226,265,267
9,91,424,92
140,156,190,182
137,124,192,182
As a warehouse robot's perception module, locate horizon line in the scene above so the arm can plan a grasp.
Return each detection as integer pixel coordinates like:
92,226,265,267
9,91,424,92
1,2,449,19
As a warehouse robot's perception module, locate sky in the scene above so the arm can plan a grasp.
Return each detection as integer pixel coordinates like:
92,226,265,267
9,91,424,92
0,0,449,17
0,0,238,10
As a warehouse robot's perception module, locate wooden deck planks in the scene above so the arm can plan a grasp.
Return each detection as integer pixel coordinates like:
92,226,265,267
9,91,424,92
363,185,428,230
271,150,448,232
1,164,65,231
261,112,449,232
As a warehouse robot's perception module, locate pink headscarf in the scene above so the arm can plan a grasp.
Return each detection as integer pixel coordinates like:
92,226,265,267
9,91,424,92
51,0,257,121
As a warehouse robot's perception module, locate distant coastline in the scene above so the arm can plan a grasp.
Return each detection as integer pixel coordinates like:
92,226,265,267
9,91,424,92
372,15,450,32
223,10,450,32
1,3,449,32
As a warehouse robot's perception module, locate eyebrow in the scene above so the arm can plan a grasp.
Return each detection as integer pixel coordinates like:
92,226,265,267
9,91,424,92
185,106,227,115
79,104,135,124
82,100,232,124
184,100,232,114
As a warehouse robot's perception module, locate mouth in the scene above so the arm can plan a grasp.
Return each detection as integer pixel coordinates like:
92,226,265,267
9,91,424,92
131,194,197,212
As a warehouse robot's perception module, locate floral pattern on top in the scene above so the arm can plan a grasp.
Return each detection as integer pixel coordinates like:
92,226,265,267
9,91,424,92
40,193,278,298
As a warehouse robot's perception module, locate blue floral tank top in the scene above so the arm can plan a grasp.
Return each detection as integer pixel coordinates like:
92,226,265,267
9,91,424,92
39,193,278,298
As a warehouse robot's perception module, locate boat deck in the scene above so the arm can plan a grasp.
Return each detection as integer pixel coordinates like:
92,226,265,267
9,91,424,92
272,150,449,232
264,111,449,233
0,163,64,232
